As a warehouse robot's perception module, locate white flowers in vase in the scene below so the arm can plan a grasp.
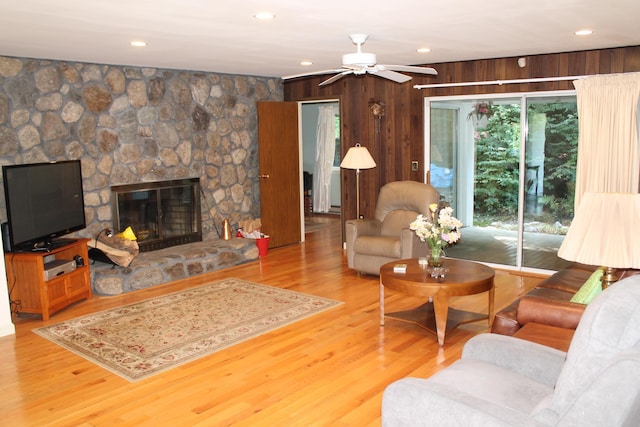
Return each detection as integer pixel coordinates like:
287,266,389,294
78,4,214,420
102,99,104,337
410,203,463,253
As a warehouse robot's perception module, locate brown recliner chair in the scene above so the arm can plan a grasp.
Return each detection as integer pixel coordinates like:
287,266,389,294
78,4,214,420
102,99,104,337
345,181,440,275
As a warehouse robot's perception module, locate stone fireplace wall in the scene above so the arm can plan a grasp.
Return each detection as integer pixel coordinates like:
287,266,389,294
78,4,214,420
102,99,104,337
0,55,283,242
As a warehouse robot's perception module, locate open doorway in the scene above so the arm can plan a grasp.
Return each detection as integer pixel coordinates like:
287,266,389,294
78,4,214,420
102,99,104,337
300,100,341,234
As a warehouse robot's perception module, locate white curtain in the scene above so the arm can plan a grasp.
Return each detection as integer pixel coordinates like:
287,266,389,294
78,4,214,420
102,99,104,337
313,105,337,212
573,72,640,208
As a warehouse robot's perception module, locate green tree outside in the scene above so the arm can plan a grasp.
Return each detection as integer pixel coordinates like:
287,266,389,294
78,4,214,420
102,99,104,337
474,102,578,226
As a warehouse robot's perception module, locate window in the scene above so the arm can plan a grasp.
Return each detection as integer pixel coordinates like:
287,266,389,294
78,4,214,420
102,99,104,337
426,92,578,271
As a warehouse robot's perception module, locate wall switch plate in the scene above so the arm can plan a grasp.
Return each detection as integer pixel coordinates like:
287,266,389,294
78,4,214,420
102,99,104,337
411,161,419,171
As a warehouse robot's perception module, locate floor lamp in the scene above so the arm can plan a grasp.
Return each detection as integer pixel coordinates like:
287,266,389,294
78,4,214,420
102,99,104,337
340,143,376,218
557,192,640,288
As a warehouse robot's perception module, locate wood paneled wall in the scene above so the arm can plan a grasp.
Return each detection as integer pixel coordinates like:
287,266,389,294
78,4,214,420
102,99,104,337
284,46,640,222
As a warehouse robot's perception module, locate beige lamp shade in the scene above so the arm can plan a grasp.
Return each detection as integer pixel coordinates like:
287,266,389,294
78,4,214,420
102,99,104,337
340,143,376,219
340,143,376,170
557,192,640,269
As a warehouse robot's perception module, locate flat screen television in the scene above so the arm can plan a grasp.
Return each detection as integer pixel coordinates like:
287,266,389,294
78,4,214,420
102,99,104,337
2,160,86,252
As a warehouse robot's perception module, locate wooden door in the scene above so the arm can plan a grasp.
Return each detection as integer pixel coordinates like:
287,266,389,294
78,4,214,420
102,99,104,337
257,101,301,248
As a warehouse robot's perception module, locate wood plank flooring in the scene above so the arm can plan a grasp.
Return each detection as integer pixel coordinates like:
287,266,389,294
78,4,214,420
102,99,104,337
0,223,541,426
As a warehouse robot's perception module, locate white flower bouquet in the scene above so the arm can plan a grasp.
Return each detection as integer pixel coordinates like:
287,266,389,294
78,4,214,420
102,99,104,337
410,203,462,254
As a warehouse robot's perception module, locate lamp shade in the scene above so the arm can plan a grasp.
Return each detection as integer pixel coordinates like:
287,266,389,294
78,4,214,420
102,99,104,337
340,143,376,170
557,192,640,268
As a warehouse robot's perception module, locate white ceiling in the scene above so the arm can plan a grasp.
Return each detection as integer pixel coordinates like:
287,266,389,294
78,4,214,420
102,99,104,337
1,0,639,80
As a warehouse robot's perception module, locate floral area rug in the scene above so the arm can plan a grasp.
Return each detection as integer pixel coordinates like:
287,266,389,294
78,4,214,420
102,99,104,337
33,278,342,382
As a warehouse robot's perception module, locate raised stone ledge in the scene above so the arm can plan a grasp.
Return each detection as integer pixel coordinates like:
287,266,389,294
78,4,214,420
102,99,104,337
90,238,259,295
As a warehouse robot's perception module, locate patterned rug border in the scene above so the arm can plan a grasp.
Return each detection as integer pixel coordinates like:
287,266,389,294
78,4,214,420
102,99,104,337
33,278,343,382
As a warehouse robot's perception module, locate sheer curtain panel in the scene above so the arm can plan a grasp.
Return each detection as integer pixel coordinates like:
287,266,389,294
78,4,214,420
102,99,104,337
313,105,337,212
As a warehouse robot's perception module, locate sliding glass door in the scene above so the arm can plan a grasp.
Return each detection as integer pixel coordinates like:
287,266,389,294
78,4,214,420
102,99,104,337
426,92,578,271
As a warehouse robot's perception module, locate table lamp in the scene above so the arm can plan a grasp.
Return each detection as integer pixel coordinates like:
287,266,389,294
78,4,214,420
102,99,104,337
557,192,640,288
340,143,376,218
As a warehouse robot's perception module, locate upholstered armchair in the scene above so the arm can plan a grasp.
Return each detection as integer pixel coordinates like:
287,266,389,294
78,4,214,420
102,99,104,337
381,275,640,426
345,181,440,275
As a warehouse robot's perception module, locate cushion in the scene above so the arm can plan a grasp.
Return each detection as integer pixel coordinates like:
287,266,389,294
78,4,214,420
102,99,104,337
535,267,595,293
353,235,401,258
379,210,418,237
570,268,604,304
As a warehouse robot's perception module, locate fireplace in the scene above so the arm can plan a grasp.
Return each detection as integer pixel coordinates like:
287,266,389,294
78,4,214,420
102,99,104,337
111,178,202,252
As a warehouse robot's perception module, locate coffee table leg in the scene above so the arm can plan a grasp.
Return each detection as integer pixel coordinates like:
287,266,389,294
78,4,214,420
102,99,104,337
432,288,448,347
379,280,385,326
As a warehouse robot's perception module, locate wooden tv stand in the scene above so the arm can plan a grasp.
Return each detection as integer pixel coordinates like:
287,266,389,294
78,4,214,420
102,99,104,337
4,238,91,320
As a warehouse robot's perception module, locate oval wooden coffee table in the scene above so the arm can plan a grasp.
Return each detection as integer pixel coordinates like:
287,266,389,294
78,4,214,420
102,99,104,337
380,258,495,347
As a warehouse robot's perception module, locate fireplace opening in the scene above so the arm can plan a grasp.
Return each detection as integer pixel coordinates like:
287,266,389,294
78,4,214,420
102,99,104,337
111,178,202,252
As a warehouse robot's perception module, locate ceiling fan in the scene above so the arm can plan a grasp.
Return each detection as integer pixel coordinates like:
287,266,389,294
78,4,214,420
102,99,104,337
282,34,438,86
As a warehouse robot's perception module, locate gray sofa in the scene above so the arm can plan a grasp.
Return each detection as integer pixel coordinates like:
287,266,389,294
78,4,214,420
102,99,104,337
381,274,640,426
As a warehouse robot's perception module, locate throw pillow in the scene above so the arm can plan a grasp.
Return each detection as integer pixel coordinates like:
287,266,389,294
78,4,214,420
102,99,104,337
570,268,604,304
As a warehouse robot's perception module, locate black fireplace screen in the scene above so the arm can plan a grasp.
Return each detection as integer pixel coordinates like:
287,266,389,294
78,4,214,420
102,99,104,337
111,178,202,252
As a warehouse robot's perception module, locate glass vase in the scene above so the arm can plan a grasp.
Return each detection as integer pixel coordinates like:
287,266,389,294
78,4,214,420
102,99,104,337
428,246,444,268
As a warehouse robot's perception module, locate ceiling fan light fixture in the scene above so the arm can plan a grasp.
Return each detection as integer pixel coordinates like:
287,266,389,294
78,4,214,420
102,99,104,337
342,52,376,67
417,47,431,53
343,34,376,66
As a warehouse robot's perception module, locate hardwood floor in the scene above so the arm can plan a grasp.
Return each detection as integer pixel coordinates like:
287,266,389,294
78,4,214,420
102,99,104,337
304,213,340,234
0,224,541,426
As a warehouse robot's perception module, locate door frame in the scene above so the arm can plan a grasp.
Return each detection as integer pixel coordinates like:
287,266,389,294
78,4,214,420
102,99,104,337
298,98,342,242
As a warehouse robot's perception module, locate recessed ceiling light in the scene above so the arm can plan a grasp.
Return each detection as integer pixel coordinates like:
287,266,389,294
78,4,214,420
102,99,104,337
301,61,313,66
575,29,593,36
254,12,275,20
130,40,147,47
417,47,431,53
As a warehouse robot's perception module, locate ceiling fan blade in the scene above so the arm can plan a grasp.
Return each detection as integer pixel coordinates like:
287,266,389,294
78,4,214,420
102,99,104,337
370,69,412,83
282,69,345,80
341,64,365,71
380,64,438,76
319,70,353,86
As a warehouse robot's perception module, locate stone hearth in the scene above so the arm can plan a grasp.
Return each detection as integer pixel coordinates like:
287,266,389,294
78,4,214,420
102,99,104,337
90,238,258,295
